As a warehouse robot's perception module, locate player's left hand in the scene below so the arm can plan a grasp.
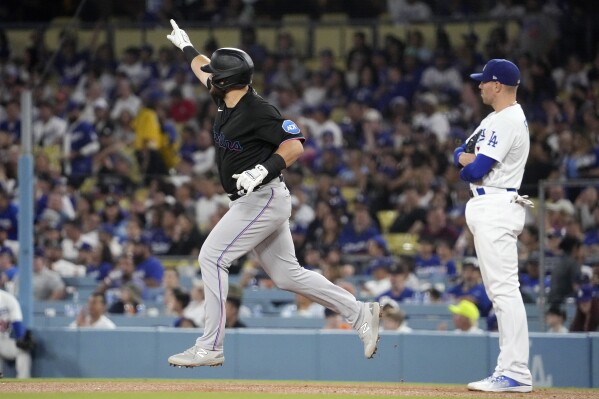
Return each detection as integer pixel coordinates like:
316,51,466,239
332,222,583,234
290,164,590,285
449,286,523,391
166,19,193,50
233,164,268,195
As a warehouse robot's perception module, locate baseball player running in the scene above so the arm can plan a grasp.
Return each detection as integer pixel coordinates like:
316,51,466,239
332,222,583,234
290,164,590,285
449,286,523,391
165,20,381,368
453,59,533,393
0,289,32,378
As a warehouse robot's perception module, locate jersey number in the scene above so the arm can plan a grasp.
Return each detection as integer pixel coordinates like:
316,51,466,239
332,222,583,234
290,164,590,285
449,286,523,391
487,131,498,148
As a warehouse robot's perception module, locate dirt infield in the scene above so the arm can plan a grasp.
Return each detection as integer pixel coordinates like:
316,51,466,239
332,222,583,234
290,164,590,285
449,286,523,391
1,380,597,398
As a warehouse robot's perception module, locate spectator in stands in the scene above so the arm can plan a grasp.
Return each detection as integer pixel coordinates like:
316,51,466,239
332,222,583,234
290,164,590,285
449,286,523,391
338,207,381,255
545,305,568,333
363,257,393,298
183,278,205,327
389,186,426,234
281,293,325,318
167,213,204,257
63,99,99,189
79,242,113,282
448,299,483,334
323,307,352,330
569,285,599,332
171,288,194,327
376,262,415,303
110,78,141,121
0,246,17,289
519,251,550,298
44,238,86,278
419,205,459,246
61,218,95,263
419,51,463,100
132,93,169,179
446,257,492,317
0,188,18,241
435,239,458,283
0,288,32,378
381,303,412,332
413,236,443,284
225,285,246,328
70,292,116,329
98,254,145,300
33,99,67,147
548,235,582,306
108,282,143,315
411,92,451,146
194,177,229,234
0,98,21,143
131,236,164,288
31,247,65,301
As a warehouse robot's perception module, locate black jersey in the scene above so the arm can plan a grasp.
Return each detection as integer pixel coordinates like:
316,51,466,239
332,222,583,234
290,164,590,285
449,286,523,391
212,87,305,195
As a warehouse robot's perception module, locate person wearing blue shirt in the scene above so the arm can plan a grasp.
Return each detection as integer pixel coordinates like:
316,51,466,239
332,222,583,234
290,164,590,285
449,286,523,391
0,246,18,283
376,262,415,303
0,189,18,241
131,236,164,288
64,100,99,188
338,207,381,255
446,257,492,317
0,99,21,143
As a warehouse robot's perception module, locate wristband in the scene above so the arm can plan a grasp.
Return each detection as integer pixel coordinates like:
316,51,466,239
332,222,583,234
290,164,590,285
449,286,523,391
183,46,200,64
261,153,287,177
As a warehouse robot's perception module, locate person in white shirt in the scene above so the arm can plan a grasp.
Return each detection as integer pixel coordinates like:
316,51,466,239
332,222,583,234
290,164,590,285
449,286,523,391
448,299,483,334
110,78,141,121
33,100,67,147
69,292,116,329
544,306,568,333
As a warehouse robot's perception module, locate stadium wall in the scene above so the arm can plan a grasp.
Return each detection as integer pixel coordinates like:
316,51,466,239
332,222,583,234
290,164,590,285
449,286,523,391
3,328,597,387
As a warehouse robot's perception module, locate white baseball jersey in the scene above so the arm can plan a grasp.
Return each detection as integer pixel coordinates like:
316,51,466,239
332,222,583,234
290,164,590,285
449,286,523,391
0,289,23,339
466,103,529,189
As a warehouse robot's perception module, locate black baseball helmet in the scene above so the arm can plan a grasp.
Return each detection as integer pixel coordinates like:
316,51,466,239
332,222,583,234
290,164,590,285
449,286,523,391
201,47,254,90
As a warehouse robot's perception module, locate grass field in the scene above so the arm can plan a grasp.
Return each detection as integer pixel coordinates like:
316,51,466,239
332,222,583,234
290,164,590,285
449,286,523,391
1,379,598,399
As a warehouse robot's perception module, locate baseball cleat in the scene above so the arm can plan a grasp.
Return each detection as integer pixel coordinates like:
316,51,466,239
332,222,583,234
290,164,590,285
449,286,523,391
168,345,225,368
468,375,532,393
357,302,381,359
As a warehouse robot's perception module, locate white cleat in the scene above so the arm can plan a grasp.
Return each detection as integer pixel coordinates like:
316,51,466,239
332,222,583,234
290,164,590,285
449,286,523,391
468,375,532,393
357,302,381,359
168,345,225,368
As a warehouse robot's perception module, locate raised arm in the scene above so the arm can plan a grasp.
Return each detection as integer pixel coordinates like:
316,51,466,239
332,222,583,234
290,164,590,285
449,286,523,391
166,19,211,88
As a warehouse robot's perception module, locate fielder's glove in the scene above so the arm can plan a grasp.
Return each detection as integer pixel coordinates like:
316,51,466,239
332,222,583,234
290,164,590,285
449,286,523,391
15,329,36,352
166,19,193,51
464,129,483,154
233,165,269,195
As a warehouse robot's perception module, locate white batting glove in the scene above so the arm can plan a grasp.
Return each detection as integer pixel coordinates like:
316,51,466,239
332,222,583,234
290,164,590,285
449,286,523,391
166,19,193,51
512,194,535,208
232,164,269,195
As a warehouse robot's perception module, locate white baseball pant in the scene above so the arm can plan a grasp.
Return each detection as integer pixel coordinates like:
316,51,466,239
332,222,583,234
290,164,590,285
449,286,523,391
466,191,532,384
0,335,32,378
195,178,364,351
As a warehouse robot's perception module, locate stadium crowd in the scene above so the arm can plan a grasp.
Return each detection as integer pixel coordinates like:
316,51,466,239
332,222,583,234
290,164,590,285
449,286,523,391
0,0,598,334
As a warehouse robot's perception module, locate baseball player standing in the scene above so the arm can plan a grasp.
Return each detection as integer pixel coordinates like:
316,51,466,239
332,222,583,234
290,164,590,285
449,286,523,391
165,20,381,368
0,289,32,378
453,59,533,392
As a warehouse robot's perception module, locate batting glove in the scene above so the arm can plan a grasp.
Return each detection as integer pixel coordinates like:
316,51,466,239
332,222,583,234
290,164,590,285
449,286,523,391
512,194,535,208
233,164,269,195
166,19,193,51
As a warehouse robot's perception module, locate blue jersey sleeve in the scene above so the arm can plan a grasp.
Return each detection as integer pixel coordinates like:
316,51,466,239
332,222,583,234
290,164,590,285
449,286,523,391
459,154,496,182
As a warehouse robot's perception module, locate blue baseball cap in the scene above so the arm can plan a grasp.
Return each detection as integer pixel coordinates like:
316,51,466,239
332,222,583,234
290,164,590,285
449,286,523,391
470,59,521,86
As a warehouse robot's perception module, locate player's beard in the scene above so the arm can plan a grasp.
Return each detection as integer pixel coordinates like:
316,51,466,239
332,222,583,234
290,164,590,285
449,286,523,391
210,85,226,102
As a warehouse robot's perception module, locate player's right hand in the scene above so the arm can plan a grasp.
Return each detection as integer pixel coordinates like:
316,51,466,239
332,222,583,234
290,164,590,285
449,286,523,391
166,19,192,51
